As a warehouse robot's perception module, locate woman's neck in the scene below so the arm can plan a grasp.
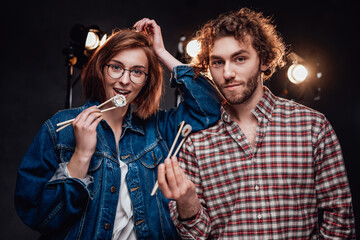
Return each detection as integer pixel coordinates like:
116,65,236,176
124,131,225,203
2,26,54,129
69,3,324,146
102,103,128,144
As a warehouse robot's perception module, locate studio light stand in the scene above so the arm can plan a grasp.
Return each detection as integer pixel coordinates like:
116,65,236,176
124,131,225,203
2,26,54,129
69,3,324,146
62,24,107,109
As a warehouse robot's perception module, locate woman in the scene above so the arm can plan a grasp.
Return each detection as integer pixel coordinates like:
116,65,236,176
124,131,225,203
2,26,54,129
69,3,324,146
14,19,221,239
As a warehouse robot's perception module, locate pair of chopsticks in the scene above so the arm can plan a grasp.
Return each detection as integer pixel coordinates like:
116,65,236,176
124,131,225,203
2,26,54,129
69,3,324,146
151,121,192,196
56,95,126,132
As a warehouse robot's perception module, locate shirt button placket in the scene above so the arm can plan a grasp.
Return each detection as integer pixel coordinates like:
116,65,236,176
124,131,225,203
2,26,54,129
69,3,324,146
254,181,261,220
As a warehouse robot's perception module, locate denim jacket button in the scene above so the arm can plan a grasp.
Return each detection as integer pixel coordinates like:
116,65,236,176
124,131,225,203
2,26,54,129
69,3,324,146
110,186,116,193
104,223,111,230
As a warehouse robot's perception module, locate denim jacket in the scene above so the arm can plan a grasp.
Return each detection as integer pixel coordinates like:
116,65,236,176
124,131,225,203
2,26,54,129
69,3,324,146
14,66,221,240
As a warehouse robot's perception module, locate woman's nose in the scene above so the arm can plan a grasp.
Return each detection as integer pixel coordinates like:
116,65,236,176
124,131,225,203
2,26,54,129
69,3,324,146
119,70,131,84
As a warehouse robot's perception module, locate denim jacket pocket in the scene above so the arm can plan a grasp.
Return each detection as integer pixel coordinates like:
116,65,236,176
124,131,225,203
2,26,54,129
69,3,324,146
138,144,163,169
58,147,103,198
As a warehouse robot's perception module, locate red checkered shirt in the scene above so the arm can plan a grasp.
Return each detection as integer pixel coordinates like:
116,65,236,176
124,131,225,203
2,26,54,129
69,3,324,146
169,87,356,239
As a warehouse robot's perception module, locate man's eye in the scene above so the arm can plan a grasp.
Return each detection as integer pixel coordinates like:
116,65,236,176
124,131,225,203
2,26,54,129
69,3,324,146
236,57,245,62
211,60,224,67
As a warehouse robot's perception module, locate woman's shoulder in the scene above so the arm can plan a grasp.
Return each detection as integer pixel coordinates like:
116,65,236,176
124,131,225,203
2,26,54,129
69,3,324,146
50,106,84,122
47,102,95,127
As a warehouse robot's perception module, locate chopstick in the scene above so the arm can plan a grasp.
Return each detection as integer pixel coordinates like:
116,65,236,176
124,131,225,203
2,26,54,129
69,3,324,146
151,122,192,196
172,125,192,156
56,95,125,132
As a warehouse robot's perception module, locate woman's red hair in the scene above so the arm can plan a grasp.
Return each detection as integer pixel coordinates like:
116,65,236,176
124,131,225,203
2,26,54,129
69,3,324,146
82,29,163,119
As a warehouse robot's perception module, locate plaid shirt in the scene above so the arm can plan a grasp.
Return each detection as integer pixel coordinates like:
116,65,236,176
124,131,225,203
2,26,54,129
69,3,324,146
170,87,356,239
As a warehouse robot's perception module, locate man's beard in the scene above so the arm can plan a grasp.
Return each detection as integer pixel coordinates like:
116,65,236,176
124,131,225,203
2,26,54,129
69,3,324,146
218,68,261,105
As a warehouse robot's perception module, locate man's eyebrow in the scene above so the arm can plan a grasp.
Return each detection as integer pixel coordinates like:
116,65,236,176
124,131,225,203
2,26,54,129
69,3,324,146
231,49,250,58
210,49,250,60
209,55,222,61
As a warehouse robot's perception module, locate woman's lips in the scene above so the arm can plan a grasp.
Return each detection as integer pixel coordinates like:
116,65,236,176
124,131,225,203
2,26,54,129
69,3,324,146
113,88,130,96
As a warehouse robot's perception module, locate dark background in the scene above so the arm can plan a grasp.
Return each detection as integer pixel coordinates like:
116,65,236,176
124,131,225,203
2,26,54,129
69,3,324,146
1,0,359,239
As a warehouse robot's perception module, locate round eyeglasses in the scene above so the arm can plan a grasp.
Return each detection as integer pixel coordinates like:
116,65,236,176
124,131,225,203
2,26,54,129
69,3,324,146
106,64,148,84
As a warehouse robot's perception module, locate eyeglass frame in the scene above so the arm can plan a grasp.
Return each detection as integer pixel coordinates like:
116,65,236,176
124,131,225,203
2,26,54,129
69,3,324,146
105,64,149,84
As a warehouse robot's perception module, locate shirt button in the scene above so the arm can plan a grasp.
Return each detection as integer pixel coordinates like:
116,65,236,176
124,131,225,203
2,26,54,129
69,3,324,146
110,186,116,193
104,223,111,230
255,185,260,191
257,214,262,219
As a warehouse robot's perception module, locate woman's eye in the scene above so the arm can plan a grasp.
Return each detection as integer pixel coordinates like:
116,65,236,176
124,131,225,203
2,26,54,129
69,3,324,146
132,69,143,76
111,65,122,71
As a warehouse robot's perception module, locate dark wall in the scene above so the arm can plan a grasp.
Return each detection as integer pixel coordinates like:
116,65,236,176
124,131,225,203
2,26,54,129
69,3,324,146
1,0,358,238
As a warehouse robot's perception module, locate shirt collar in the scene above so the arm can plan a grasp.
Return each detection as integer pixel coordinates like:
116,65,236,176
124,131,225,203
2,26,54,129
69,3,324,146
221,86,276,123
252,86,276,121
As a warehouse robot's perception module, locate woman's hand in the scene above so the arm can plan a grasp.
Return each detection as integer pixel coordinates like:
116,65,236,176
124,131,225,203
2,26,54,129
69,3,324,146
158,156,201,219
133,18,165,55
133,18,182,71
67,106,103,178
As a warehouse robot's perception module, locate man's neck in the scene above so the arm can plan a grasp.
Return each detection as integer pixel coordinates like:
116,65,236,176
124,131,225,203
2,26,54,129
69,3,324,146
225,85,264,123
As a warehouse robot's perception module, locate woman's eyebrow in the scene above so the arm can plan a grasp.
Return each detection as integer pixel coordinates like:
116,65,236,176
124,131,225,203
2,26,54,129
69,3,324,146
109,60,146,69
109,59,123,65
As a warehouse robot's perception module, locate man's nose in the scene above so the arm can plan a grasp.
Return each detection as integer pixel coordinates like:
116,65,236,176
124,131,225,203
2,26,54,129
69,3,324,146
223,62,236,80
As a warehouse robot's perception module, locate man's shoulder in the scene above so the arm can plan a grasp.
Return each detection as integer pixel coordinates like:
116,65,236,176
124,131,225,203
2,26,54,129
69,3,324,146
273,95,326,120
188,120,224,141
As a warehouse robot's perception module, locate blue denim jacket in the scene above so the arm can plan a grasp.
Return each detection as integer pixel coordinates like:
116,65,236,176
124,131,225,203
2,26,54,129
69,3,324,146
15,66,221,240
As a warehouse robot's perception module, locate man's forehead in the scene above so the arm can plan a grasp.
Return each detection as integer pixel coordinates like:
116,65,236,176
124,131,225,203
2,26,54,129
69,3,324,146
210,35,254,56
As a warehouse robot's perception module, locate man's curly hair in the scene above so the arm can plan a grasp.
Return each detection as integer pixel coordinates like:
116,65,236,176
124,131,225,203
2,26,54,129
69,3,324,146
192,8,287,80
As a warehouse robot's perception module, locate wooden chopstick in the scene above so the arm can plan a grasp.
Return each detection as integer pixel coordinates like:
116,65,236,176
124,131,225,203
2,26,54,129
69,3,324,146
55,106,120,132
56,95,124,132
151,121,186,196
56,96,117,127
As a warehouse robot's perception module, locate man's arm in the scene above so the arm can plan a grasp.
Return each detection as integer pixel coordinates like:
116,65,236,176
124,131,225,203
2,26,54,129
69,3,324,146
314,118,356,238
158,140,212,239
158,157,201,219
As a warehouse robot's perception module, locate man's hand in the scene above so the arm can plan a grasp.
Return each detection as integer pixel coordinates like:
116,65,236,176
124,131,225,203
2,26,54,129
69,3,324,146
158,156,201,220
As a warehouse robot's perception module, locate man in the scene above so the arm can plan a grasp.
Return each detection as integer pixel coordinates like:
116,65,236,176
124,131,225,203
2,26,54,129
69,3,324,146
157,8,356,239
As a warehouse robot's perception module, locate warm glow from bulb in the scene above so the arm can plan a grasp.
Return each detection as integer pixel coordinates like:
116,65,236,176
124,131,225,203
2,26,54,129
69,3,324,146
186,39,201,58
287,64,308,84
99,34,107,47
85,31,99,50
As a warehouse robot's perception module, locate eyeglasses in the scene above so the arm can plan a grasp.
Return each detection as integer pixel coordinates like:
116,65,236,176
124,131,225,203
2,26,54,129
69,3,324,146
106,64,148,84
